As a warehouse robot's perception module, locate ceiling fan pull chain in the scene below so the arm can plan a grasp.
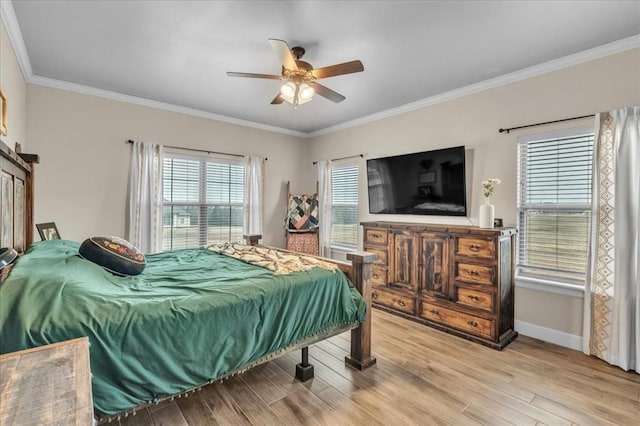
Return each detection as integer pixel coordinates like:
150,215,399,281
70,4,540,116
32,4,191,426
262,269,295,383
293,83,300,109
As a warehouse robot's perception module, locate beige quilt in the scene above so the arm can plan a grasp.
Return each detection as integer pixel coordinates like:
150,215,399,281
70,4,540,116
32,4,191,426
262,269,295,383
208,243,338,275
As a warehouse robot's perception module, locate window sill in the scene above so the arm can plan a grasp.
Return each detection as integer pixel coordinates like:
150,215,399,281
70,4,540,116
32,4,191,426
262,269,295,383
330,244,358,253
515,275,585,298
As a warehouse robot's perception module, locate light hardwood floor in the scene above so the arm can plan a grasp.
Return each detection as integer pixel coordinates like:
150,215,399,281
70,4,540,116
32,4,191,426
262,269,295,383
117,309,640,425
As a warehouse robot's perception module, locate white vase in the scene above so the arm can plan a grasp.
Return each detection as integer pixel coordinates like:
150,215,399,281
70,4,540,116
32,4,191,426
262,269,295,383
479,198,495,228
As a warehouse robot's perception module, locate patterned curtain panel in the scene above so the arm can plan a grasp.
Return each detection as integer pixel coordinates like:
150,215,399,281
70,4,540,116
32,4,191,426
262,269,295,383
127,141,164,254
583,107,639,372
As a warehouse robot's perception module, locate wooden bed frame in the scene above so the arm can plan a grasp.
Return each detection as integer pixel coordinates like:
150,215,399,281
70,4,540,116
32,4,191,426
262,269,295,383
0,140,376,421
0,141,37,256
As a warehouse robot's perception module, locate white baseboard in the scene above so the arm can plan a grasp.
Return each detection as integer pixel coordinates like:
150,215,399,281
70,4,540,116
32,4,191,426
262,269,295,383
515,320,583,351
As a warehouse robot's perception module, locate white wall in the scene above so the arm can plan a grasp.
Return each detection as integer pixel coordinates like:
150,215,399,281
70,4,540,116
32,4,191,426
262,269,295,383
0,19,26,150
308,49,640,339
26,85,313,247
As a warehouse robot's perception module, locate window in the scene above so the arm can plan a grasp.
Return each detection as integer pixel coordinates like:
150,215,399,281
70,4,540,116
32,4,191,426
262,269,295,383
162,154,244,250
331,164,359,249
517,129,594,285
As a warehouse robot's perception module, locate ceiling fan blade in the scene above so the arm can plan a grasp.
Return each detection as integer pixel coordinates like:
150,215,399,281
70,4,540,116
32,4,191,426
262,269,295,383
268,39,298,71
226,72,282,80
308,82,346,103
311,60,364,79
271,93,285,105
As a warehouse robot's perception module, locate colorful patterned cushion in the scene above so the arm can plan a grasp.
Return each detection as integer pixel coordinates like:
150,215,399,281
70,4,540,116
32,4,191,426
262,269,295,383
79,236,146,276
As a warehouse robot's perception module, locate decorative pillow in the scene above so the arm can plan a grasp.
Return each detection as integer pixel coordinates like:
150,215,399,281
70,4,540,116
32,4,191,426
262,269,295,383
79,236,146,276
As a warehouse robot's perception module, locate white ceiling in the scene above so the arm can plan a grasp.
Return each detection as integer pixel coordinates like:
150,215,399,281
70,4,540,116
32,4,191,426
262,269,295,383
8,0,640,135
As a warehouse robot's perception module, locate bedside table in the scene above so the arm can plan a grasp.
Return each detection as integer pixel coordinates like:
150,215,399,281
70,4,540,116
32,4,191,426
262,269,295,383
0,337,93,425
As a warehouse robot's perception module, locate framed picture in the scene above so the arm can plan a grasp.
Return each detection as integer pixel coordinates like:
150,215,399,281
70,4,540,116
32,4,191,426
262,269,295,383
36,222,61,241
418,171,436,184
0,87,7,136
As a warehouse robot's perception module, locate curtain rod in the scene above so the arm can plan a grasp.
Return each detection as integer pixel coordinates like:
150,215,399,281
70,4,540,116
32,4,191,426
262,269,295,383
498,114,595,134
312,154,363,165
126,140,267,161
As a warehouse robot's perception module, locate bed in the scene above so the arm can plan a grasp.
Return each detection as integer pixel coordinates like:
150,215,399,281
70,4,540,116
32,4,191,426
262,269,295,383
0,141,376,420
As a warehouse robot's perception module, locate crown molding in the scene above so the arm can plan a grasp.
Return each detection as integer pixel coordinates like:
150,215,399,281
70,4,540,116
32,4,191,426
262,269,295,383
2,0,639,139
28,75,307,138
1,0,33,79
308,34,640,138
2,1,305,138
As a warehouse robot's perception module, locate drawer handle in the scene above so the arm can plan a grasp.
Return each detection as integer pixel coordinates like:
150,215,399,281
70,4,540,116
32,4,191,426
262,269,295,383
467,270,480,277
372,273,379,279
372,292,378,300
467,295,480,301
371,233,381,239
429,309,439,315
396,299,406,307
469,244,480,252
467,321,479,327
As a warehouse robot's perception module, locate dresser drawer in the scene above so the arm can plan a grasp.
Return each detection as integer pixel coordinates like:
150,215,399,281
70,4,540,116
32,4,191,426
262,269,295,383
456,287,494,312
371,266,387,287
455,237,495,259
454,262,494,286
420,302,494,340
364,228,388,245
364,246,388,266
372,287,416,315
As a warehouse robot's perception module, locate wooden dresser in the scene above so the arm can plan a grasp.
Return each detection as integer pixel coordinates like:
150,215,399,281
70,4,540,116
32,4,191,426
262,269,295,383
0,337,93,425
362,221,518,349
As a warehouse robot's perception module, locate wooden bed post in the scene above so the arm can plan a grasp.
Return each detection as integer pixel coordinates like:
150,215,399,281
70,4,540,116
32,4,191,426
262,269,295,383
17,153,39,246
345,251,377,370
295,346,314,381
243,234,262,246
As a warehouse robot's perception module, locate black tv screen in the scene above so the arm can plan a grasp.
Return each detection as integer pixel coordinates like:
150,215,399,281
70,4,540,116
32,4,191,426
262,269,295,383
367,146,467,216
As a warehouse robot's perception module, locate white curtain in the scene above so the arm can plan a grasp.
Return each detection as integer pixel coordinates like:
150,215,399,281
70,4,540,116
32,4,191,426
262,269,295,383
127,141,164,253
243,156,265,238
317,160,332,258
583,107,640,372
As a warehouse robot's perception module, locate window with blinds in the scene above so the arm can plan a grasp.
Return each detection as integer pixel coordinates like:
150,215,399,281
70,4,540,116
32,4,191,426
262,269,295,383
162,154,244,251
331,164,359,248
517,130,594,284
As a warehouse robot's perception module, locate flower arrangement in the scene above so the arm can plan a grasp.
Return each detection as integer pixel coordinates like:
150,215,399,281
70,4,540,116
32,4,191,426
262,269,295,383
482,178,501,199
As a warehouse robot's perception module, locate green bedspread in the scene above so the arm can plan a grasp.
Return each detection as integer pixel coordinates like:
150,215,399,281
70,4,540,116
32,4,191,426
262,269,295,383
0,240,366,415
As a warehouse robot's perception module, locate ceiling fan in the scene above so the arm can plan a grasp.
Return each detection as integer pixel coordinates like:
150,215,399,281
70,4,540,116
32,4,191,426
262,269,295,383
227,39,364,108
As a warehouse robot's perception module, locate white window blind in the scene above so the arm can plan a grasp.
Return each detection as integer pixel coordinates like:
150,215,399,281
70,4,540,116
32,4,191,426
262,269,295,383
331,164,359,248
162,155,244,251
517,130,594,284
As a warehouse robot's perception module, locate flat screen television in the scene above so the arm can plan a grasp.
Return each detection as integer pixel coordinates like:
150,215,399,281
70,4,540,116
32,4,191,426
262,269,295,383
367,146,467,216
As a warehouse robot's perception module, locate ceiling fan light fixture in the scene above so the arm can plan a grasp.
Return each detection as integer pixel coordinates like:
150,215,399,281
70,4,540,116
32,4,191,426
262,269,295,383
299,84,315,100
280,82,296,99
279,82,314,107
